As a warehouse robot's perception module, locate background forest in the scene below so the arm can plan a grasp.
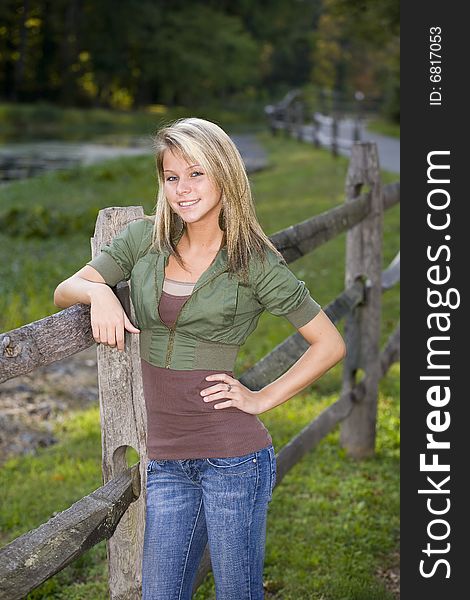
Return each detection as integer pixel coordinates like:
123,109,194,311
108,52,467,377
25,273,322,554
0,0,399,122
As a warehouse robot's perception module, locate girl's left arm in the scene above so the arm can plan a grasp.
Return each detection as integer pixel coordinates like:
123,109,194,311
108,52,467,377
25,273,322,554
201,310,346,414
256,310,346,413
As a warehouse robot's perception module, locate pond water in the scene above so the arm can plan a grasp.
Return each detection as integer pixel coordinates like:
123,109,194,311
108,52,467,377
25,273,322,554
0,134,267,183
0,135,152,182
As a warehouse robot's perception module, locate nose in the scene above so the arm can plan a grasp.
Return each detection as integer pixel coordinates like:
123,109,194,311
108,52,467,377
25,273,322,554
176,177,191,196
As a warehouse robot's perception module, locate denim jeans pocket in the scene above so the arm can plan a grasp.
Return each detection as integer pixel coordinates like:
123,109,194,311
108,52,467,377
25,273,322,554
206,451,258,475
146,458,167,474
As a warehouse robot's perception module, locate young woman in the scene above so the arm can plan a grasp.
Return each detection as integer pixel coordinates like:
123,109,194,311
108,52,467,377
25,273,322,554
54,117,346,600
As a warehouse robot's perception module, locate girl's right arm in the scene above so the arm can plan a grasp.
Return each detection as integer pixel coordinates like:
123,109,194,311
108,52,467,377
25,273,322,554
53,266,140,351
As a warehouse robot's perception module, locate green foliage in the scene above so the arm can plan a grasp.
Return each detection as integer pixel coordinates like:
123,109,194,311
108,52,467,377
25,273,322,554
311,0,400,122
0,101,264,142
0,0,317,108
145,5,260,106
367,118,400,139
0,0,396,115
0,205,100,238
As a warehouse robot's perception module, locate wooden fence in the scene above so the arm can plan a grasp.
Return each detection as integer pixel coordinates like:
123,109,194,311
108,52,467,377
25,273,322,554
265,88,365,156
0,142,400,599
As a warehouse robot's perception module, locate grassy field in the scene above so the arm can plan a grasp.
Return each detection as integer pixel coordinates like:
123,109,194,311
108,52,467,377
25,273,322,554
0,133,400,599
0,101,265,142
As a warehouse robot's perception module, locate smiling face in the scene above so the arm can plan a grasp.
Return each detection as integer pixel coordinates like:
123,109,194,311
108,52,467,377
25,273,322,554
163,149,222,226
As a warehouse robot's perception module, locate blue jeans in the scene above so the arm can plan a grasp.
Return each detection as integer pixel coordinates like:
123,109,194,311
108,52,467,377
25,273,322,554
142,444,277,600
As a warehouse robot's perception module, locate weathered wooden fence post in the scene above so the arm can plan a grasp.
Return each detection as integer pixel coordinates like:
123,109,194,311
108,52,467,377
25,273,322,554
340,143,383,457
91,206,148,599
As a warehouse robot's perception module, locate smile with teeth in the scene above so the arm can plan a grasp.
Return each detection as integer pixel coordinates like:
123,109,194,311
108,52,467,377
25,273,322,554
178,199,200,207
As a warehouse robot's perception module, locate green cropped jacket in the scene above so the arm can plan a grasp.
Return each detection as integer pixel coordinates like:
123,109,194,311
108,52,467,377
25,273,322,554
86,218,321,371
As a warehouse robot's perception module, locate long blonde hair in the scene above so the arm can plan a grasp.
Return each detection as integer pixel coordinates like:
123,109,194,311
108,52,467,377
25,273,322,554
150,117,283,280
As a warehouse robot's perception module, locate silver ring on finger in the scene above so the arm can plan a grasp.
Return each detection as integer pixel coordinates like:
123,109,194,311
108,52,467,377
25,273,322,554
226,384,232,393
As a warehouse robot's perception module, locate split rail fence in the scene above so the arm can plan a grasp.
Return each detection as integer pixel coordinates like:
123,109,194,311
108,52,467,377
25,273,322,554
0,142,400,599
265,88,366,156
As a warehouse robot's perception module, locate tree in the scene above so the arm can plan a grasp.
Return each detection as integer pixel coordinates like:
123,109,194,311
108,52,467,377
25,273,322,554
310,0,400,120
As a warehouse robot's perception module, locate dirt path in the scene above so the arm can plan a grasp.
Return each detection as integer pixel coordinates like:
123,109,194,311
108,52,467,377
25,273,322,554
0,346,99,465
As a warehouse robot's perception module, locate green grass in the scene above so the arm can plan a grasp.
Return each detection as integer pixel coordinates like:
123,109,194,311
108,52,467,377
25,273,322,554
0,133,400,598
366,117,400,139
0,101,265,142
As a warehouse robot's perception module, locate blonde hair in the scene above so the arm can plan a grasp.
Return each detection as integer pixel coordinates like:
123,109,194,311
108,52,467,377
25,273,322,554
150,117,283,280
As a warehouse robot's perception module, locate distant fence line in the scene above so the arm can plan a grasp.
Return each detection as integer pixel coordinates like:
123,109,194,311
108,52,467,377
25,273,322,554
265,88,371,156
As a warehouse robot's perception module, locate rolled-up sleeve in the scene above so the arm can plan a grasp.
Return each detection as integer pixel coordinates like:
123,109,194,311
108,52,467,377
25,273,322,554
253,251,321,329
86,218,151,286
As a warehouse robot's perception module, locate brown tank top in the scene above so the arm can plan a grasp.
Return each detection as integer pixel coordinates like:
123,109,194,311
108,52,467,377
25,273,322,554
141,279,272,460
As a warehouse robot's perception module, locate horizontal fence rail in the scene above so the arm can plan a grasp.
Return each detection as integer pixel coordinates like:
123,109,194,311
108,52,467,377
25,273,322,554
271,182,399,261
0,466,141,600
240,252,400,391
274,322,400,487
